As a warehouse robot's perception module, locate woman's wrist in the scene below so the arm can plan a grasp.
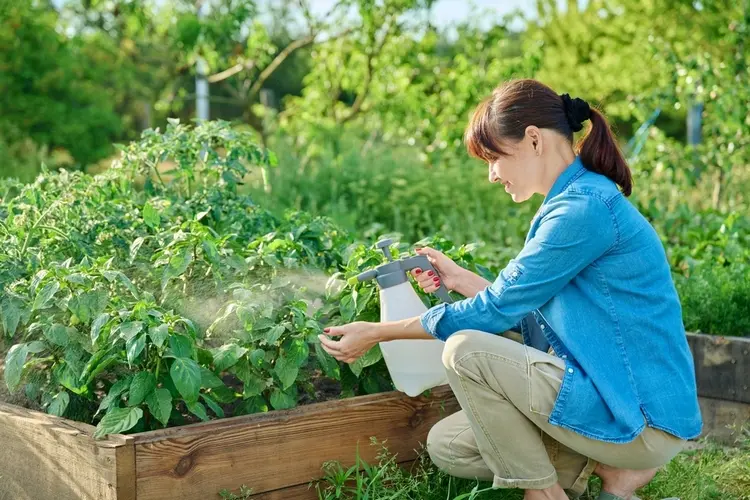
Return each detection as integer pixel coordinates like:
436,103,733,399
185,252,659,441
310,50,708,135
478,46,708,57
372,317,434,342
454,269,491,298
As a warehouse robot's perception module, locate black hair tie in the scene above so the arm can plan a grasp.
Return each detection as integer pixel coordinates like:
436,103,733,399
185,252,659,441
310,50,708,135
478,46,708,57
560,93,591,132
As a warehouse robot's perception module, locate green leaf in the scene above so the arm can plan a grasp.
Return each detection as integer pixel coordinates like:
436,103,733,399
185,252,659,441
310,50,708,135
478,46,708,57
126,333,147,365
96,376,133,417
143,202,160,228
146,388,172,427
94,406,143,438
44,324,70,347
33,281,60,311
168,334,193,359
91,313,110,344
273,354,299,390
349,344,383,377
47,391,70,417
128,371,156,407
285,338,309,366
129,237,145,263
234,396,268,416
263,325,285,344
1,299,21,337
118,321,144,342
170,357,201,404
201,393,225,418
102,271,139,299
315,342,340,379
249,348,266,368
209,384,237,404
26,341,46,353
148,324,169,348
186,400,209,421
211,343,248,371
200,366,224,389
163,247,193,287
241,373,268,398
5,343,30,392
269,387,297,410
339,294,355,322
355,287,375,314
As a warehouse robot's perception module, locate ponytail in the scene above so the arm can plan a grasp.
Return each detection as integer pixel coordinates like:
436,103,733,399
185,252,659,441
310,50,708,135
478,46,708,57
577,108,633,197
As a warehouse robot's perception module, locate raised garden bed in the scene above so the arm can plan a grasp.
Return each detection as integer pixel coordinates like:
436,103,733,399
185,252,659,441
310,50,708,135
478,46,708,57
1,333,747,500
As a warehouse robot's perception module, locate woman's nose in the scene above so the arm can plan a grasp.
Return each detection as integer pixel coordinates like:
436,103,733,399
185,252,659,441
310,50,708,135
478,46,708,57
489,169,500,183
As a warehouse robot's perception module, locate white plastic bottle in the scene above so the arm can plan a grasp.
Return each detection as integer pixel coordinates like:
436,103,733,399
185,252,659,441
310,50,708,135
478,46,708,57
356,239,452,397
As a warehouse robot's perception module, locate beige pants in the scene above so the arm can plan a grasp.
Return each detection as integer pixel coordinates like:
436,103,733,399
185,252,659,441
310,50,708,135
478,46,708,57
426,330,686,497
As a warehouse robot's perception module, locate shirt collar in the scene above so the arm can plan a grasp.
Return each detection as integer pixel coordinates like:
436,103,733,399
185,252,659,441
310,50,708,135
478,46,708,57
542,156,586,206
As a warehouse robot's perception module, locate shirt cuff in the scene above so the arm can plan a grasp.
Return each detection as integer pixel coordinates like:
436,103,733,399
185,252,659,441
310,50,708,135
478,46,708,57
419,302,449,341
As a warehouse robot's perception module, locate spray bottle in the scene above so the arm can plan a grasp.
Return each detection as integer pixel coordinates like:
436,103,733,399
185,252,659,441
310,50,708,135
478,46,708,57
356,239,454,397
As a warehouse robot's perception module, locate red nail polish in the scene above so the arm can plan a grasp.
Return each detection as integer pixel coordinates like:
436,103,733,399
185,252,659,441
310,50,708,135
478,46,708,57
433,277,440,282
415,269,422,274
427,271,434,277
324,328,330,333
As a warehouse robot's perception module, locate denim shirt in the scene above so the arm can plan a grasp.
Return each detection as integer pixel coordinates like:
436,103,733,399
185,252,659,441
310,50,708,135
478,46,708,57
420,157,703,443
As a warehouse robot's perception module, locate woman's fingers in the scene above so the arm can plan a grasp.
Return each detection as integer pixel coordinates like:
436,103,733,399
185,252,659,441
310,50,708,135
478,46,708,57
411,267,441,291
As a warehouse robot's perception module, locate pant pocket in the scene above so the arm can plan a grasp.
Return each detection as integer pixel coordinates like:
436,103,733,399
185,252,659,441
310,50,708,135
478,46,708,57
527,348,565,418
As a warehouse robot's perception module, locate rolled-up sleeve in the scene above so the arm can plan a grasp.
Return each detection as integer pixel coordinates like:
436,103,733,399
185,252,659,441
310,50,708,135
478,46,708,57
420,193,618,341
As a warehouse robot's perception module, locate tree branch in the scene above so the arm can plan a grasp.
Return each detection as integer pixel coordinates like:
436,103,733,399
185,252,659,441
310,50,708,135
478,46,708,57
207,60,256,84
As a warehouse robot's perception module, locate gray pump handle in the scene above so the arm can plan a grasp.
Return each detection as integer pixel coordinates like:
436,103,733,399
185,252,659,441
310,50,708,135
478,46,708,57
402,255,454,304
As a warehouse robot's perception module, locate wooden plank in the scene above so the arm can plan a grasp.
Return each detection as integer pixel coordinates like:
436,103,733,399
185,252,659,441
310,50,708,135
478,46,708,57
225,459,420,500
132,385,459,500
687,333,750,404
698,396,750,445
0,401,134,500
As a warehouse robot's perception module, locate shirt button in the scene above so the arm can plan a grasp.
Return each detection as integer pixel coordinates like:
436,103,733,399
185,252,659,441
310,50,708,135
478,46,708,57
540,324,545,330
561,355,567,359
568,368,574,374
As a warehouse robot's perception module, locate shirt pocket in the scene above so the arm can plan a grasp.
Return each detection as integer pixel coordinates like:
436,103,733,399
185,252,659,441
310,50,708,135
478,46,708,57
526,346,566,418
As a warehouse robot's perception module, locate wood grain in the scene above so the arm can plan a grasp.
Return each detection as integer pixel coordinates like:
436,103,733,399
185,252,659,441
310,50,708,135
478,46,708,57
698,396,750,445
688,333,750,404
0,401,134,500
131,385,459,500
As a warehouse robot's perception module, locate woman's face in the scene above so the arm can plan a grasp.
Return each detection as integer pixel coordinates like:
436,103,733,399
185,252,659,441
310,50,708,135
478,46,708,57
487,127,544,203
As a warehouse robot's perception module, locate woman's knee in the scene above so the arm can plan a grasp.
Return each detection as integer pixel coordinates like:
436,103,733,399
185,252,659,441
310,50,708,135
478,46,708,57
442,330,488,371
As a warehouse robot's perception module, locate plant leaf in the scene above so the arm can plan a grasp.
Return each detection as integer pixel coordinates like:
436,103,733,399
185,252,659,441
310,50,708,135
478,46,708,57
146,388,172,427
143,202,160,228
201,393,224,418
44,324,70,347
128,371,156,406
91,313,110,344
211,343,248,371
315,342,340,379
349,344,383,377
167,334,193,359
1,299,21,337
129,236,145,263
273,354,298,390
32,281,60,311
5,343,30,392
269,387,297,410
47,391,70,417
170,357,201,403
263,325,285,344
126,333,146,365
118,321,143,342
200,366,224,389
186,400,210,421
96,376,133,417
94,406,143,438
148,324,169,348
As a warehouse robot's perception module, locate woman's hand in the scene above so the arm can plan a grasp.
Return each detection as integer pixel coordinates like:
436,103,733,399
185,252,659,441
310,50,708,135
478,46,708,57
411,246,468,295
318,322,380,364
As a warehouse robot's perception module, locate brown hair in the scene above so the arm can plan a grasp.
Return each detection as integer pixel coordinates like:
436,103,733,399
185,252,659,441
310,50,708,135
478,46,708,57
464,79,632,196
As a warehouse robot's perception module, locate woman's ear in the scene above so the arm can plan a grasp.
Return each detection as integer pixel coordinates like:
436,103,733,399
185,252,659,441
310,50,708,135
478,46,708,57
525,126,542,156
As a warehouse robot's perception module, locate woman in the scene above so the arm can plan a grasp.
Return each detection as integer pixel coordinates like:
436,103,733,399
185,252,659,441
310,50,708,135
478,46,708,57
318,79,702,500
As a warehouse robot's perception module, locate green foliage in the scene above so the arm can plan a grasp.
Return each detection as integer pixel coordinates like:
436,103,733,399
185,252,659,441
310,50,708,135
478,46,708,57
2,121,492,437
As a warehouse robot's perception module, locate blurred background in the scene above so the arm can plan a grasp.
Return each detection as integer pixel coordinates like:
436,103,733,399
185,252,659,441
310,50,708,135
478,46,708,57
1,0,749,334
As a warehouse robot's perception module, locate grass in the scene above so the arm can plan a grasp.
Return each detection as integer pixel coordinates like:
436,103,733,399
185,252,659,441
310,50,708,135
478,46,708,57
218,432,750,500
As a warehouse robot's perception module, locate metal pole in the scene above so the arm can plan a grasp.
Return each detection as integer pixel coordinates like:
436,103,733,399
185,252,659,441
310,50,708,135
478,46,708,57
196,1,209,121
